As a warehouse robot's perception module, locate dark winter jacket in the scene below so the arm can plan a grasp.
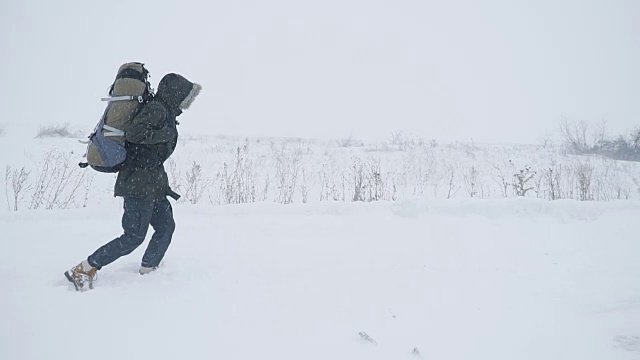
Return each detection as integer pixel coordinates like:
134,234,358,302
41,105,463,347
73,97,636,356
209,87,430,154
114,73,201,200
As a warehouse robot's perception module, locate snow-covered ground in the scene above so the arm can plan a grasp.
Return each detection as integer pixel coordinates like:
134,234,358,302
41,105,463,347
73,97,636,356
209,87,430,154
1,130,639,358
2,198,640,359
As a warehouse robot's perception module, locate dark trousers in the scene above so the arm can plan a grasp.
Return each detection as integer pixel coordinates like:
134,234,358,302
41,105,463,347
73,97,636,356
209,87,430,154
88,197,175,270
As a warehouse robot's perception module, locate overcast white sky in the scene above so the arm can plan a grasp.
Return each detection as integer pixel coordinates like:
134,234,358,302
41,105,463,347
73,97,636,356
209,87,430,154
1,0,638,143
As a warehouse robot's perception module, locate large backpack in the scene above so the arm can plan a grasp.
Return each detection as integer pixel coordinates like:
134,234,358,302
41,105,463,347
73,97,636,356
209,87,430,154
79,62,153,173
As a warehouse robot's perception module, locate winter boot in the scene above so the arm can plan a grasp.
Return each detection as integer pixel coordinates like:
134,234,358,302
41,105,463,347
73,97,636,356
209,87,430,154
139,266,158,275
64,260,97,291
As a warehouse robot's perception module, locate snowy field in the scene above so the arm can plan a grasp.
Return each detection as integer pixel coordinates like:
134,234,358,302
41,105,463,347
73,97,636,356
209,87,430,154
1,129,640,359
1,199,640,359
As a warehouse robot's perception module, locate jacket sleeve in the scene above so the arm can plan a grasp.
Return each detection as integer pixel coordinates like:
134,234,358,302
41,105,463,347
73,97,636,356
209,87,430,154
125,102,173,145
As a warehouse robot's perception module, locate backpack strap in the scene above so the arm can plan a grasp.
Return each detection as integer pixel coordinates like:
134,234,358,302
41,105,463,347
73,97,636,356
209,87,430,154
103,125,125,137
101,95,145,103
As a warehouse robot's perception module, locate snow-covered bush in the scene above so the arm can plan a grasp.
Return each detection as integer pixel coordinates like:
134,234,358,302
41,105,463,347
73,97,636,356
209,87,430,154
36,123,79,139
4,149,93,211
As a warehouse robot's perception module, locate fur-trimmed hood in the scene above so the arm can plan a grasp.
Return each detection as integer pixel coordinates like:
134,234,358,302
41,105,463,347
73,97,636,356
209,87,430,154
155,73,201,116
180,83,202,110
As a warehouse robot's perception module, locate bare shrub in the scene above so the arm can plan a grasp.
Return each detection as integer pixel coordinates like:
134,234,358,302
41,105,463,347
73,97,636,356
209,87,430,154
338,134,360,148
574,160,594,201
445,165,459,199
389,130,410,151
29,150,87,210
319,161,348,202
347,158,391,202
390,130,404,145
383,171,398,201
633,177,640,200
81,172,95,207
413,166,430,197
36,123,79,139
463,166,479,198
215,163,232,205
4,166,9,211
540,132,554,149
184,161,205,204
592,119,608,149
298,169,310,203
542,162,563,200
593,160,617,201
365,160,384,202
319,164,332,202
339,173,347,202
274,150,299,204
492,162,511,198
167,159,183,201
560,119,589,154
429,172,442,198
511,162,536,197
59,169,89,209
5,166,32,211
351,158,365,202
215,145,257,205
533,174,544,199
260,175,271,202
411,151,435,197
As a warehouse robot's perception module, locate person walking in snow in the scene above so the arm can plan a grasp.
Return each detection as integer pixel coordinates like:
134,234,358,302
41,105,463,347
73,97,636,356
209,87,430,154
65,73,202,291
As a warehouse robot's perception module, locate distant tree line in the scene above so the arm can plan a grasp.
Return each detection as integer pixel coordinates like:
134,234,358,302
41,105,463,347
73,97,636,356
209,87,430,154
560,119,640,161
